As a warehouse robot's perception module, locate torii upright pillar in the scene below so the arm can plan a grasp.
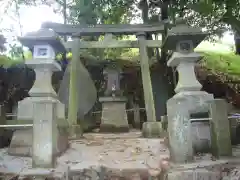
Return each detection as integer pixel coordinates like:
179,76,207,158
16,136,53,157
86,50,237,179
136,32,163,138
67,38,82,138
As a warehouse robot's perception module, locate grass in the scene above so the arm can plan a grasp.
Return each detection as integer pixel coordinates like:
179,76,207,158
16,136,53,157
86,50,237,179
198,51,240,80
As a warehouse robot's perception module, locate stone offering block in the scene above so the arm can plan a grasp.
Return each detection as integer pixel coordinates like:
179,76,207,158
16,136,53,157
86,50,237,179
99,97,129,132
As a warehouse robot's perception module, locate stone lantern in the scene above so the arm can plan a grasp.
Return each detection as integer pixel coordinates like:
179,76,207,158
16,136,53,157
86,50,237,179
8,29,69,168
163,21,214,163
99,61,129,132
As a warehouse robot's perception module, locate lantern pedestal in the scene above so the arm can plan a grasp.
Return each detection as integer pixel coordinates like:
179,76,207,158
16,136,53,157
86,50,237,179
8,60,69,167
142,121,163,138
99,97,129,133
167,91,213,163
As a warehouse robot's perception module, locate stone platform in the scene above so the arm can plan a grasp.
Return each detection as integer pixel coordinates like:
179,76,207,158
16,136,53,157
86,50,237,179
2,131,240,179
0,130,169,179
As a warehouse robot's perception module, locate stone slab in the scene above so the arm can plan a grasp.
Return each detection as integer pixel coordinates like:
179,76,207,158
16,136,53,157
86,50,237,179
168,169,222,180
17,97,65,121
25,59,62,71
167,156,239,180
170,91,214,114
167,52,203,67
99,96,127,102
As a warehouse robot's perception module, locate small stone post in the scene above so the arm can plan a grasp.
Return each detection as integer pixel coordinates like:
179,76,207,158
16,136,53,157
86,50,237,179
209,99,232,158
0,105,6,148
9,29,69,167
164,22,214,163
133,103,141,129
99,62,129,132
137,32,162,138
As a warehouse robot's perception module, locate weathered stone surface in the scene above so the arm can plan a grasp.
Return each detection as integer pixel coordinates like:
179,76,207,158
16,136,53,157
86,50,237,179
8,127,68,157
191,120,211,153
133,103,141,129
58,60,97,118
167,91,213,163
32,99,67,168
169,91,213,114
4,134,240,180
8,129,32,156
167,52,203,93
103,63,122,96
162,22,207,51
210,99,232,158
167,99,193,163
18,28,66,54
168,169,221,180
99,97,129,132
1,131,169,179
17,98,65,121
229,117,240,145
141,121,163,138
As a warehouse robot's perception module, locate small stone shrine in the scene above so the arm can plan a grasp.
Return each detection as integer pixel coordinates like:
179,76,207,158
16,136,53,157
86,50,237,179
99,62,129,132
8,29,69,168
103,62,122,97
164,20,214,163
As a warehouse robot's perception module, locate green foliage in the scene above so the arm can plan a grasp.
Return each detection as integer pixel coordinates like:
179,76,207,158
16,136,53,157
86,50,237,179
0,55,11,67
200,51,240,77
8,44,24,61
0,55,22,68
170,0,240,38
66,0,137,60
67,0,135,25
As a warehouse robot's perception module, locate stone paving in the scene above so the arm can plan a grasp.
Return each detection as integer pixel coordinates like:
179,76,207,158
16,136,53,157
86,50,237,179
0,130,169,179
2,131,240,179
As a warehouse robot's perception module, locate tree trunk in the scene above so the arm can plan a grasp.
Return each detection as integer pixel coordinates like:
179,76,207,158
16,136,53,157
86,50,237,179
222,0,240,55
160,0,175,97
234,31,240,55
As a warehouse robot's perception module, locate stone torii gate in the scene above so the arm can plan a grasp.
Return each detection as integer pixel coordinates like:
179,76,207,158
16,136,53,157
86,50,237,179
41,22,165,138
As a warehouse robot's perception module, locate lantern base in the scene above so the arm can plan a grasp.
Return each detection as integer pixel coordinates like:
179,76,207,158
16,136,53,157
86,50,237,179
8,127,69,158
141,121,163,138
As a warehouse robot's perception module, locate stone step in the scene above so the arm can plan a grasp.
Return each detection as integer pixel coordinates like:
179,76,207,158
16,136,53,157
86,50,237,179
166,159,240,180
